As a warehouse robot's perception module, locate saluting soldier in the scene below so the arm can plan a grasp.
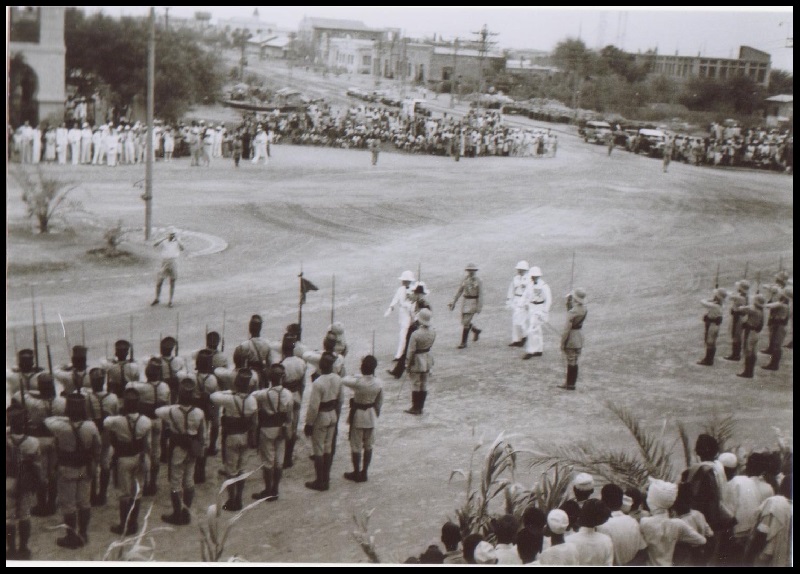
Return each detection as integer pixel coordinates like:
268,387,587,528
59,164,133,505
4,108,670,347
127,358,171,496
210,369,257,511
156,378,206,526
724,280,750,362
762,289,791,371
54,345,91,394
44,393,102,549
507,261,531,347
5,405,43,560
192,349,219,483
559,288,588,391
736,294,766,379
404,309,436,415
303,354,343,492
385,270,417,363
280,337,308,469
241,315,273,388
105,388,152,536
697,288,727,366
14,375,63,517
102,340,139,398
6,349,44,395
761,272,790,356
81,368,119,507
342,355,383,483
252,364,294,501
448,263,483,349
523,267,553,359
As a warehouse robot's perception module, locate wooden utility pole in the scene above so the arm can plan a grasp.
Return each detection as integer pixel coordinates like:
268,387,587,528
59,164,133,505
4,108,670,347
450,37,459,109
144,6,155,240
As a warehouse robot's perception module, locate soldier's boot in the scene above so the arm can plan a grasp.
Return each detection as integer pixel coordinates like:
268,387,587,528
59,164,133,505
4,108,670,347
762,349,782,371
56,513,83,549
181,488,194,525
194,457,207,485
724,340,742,361
305,456,326,491
97,468,110,506
457,327,470,349
344,452,362,482
206,426,219,456
17,519,32,560
405,391,422,415
90,473,99,506
737,355,755,379
143,464,159,496
283,438,296,469
31,485,50,516
110,498,132,535
387,356,406,379
360,449,372,483
162,491,185,525
418,391,428,415
222,484,241,512
321,453,332,491
472,325,482,341
45,480,58,516
270,468,282,501
7,523,17,559
697,346,714,366
77,508,91,545
253,468,274,500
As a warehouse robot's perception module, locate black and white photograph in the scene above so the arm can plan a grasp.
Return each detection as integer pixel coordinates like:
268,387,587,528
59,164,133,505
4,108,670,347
6,6,792,565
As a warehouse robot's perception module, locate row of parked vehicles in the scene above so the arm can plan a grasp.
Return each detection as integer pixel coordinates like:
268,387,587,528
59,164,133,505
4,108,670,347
579,120,671,158
346,87,432,118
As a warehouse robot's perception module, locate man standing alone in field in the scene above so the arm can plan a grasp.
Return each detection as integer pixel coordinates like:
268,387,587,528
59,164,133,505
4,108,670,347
152,226,185,308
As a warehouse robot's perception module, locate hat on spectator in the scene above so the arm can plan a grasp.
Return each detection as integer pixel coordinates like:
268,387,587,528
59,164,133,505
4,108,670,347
573,472,594,491
718,452,738,468
546,509,570,535
646,478,678,511
473,541,497,564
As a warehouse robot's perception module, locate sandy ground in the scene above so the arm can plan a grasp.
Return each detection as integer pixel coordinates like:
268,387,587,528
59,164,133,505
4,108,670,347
6,125,793,563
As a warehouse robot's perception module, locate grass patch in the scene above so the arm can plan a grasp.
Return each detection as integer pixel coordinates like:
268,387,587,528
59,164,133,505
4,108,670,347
7,261,73,275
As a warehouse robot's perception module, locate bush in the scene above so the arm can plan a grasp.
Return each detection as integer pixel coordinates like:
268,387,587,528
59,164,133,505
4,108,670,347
12,166,78,234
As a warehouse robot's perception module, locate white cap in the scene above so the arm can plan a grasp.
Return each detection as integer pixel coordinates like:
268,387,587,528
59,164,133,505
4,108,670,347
573,472,594,491
529,266,542,277
515,260,530,271
399,270,415,282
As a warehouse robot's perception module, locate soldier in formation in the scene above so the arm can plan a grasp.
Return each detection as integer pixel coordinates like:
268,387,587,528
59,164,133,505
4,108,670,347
697,288,727,367
341,355,383,483
252,364,293,501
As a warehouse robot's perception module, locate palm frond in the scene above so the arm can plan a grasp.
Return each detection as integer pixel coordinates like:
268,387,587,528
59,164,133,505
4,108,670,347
703,412,736,453
676,421,694,468
607,402,676,482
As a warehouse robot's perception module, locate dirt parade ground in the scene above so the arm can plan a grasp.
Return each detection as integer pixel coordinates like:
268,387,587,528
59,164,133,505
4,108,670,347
6,128,793,563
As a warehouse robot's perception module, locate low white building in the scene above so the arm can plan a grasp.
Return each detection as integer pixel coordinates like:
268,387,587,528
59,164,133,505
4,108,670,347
327,37,374,75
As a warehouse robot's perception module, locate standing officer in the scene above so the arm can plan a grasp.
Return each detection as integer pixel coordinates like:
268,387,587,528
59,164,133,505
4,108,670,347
151,226,185,308
736,294,765,379
404,309,436,415
5,405,43,560
127,358,171,496
280,337,308,469
560,288,588,390
342,356,383,482
303,354,343,492
697,288,728,366
102,340,138,398
55,346,91,394
17,375,63,518
724,280,750,362
762,289,791,371
156,379,206,526
506,261,530,347
523,267,552,359
105,388,152,536
82,368,119,507
448,263,483,349
210,369,257,510
44,393,101,549
252,364,294,501
385,270,417,363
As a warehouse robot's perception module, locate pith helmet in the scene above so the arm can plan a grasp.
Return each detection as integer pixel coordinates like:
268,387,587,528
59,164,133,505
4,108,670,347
465,263,479,271
399,270,415,282
529,266,542,277
515,260,530,271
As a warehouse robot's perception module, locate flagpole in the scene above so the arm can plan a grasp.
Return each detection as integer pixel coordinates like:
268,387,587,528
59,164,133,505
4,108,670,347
331,274,335,325
298,262,304,330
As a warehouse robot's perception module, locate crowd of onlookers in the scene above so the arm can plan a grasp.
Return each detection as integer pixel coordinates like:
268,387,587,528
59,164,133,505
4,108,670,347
404,435,791,566
669,128,793,173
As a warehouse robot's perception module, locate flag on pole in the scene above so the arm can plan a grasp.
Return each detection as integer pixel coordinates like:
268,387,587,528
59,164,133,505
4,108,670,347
300,276,319,304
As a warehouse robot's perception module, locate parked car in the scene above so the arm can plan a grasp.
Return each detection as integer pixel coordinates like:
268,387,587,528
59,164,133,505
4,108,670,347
584,120,612,144
636,128,666,157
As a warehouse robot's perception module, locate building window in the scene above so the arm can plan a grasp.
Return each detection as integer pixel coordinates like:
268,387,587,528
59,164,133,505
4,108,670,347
363,55,372,66
757,68,766,83
10,6,41,43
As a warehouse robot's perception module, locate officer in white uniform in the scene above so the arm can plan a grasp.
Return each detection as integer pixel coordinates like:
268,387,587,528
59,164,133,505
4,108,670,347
523,266,552,359
506,260,530,347
384,270,416,362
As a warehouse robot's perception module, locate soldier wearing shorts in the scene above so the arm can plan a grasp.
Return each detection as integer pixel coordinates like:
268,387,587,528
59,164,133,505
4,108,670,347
6,406,43,560
105,388,152,536
697,288,728,367
102,339,139,398
448,263,483,349
81,368,119,507
44,393,102,549
560,288,588,390
151,226,184,308
280,335,308,469
342,355,383,483
210,369,257,510
54,345,91,394
156,379,206,526
303,354,343,492
252,365,293,501
724,281,750,362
